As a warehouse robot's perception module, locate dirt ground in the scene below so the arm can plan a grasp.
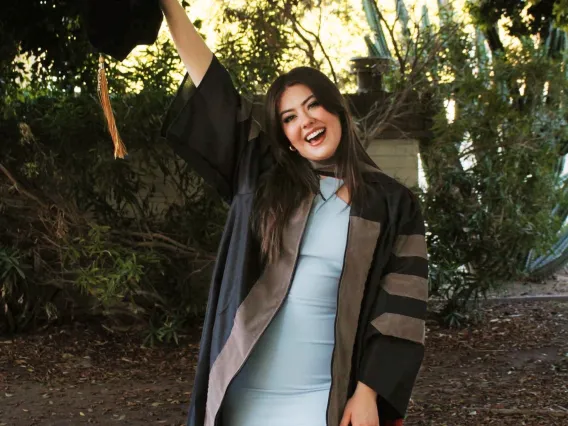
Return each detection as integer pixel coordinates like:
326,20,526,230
1,282,567,425
488,268,568,298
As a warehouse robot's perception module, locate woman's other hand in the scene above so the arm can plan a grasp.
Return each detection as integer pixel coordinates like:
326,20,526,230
339,381,379,426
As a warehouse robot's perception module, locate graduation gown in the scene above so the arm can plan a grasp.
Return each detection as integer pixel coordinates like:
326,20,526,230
161,56,428,426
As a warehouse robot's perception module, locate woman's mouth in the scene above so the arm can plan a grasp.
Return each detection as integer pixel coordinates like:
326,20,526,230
305,128,326,146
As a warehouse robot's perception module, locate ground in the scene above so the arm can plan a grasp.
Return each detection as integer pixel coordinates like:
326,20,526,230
1,286,567,425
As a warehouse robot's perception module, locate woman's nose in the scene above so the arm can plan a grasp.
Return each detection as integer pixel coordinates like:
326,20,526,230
301,113,315,128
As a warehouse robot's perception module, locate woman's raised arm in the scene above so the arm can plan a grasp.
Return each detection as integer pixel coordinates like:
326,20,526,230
160,1,267,202
159,0,213,86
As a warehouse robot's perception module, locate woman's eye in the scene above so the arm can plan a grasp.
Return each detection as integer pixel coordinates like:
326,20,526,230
283,115,295,123
308,101,320,109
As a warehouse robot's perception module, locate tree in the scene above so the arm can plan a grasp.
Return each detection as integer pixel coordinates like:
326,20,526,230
0,0,97,97
362,0,568,323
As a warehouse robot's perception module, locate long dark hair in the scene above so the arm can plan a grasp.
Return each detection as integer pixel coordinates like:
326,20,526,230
253,66,370,263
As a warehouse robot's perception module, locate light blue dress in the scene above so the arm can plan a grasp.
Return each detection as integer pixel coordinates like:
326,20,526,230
221,177,350,426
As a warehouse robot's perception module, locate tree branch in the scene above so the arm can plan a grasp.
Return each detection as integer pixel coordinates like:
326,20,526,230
0,163,48,209
287,13,338,85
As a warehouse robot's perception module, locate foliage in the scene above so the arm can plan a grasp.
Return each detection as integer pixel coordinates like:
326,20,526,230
211,0,371,94
0,0,224,340
0,83,226,337
417,12,568,317
469,0,568,38
0,0,360,340
0,0,97,99
213,0,297,94
213,0,341,94
361,1,568,321
554,0,568,30
3,0,568,336
0,0,189,112
0,246,33,331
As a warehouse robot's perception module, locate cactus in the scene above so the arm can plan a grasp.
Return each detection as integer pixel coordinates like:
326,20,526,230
362,0,391,58
362,0,568,279
421,4,430,29
396,0,410,36
525,24,568,278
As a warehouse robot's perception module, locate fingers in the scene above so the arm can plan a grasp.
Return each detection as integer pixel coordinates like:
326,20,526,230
349,421,379,426
339,407,351,426
345,414,380,426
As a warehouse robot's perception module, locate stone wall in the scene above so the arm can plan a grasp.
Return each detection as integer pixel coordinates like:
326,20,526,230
367,138,419,187
142,139,420,215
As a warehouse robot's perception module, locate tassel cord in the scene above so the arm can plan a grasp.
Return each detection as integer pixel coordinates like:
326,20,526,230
97,55,128,159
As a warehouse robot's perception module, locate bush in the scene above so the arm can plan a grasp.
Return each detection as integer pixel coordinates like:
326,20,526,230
415,17,568,320
0,87,227,340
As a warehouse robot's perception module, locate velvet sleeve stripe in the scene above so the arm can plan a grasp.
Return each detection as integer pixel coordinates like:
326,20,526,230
371,313,425,344
357,190,428,420
393,234,427,259
372,272,427,345
381,273,428,301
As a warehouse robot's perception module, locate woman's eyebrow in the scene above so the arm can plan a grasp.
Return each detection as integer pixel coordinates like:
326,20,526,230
279,94,315,117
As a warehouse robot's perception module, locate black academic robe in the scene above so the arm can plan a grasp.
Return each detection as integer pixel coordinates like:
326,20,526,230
161,56,428,426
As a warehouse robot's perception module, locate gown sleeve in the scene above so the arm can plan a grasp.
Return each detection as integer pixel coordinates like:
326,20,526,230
160,55,262,202
359,191,428,420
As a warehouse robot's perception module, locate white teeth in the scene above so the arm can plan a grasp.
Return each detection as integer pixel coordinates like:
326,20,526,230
306,128,325,142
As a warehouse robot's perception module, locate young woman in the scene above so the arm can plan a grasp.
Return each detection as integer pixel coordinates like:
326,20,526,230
159,1,428,426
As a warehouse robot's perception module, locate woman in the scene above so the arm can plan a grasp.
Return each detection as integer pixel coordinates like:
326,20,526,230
159,1,428,426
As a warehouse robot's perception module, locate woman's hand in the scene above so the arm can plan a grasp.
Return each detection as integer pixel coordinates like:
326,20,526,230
339,381,379,426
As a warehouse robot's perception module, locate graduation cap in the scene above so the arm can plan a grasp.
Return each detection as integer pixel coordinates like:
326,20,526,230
83,0,163,158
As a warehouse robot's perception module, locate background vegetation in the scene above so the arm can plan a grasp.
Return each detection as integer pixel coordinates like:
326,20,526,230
1,0,567,338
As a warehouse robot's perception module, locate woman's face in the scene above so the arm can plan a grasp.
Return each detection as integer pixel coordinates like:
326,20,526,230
278,84,342,162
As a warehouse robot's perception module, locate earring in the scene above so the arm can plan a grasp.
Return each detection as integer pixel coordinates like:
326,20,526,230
289,145,296,152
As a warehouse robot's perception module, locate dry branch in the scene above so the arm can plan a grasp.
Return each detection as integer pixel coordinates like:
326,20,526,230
111,230,216,262
0,163,48,209
284,11,338,85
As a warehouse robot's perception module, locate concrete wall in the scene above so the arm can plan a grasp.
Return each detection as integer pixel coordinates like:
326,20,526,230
138,139,420,216
366,138,419,188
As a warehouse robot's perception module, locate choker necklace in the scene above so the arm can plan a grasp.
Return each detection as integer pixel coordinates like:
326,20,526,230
307,145,381,178
309,157,338,177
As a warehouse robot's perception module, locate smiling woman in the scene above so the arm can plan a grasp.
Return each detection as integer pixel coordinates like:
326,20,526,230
279,86,342,160
255,64,376,264
159,1,428,426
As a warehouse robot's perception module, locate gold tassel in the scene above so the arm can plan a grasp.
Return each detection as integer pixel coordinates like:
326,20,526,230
97,55,128,159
